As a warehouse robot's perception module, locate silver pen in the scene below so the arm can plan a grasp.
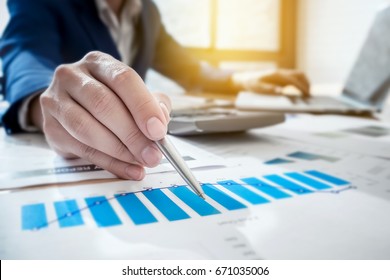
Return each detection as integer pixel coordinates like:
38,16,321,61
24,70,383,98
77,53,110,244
155,137,205,199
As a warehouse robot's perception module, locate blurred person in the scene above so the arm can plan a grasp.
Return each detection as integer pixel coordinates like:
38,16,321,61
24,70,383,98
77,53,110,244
0,0,310,179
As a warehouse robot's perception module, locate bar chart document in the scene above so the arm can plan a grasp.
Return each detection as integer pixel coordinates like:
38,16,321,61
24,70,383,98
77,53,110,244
1,159,389,259
261,114,390,158
0,133,225,190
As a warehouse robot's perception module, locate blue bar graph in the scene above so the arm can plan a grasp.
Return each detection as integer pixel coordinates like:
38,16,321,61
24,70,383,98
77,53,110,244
85,196,122,227
285,172,331,190
169,186,220,216
202,183,247,210
217,180,269,205
264,175,313,195
22,203,48,230
115,193,157,225
20,170,353,231
54,200,84,228
143,189,190,221
305,170,349,186
240,177,291,199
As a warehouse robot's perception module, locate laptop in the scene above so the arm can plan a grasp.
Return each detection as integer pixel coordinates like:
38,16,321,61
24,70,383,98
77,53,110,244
236,5,390,114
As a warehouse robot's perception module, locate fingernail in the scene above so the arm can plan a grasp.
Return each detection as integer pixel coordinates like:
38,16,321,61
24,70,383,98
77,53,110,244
142,144,162,167
160,102,171,123
125,166,145,180
146,117,166,140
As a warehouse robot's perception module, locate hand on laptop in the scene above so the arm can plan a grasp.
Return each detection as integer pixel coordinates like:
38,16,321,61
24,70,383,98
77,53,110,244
233,69,310,97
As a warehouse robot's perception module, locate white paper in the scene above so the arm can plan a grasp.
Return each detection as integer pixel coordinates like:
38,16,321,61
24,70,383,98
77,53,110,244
260,114,390,158
0,132,226,190
182,132,390,199
1,158,389,259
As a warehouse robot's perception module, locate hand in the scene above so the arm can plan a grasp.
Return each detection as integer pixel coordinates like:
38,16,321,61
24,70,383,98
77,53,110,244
233,69,311,97
31,51,171,180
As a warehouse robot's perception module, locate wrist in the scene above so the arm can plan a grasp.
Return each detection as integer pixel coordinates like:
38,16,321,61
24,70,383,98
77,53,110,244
29,94,44,131
231,69,275,91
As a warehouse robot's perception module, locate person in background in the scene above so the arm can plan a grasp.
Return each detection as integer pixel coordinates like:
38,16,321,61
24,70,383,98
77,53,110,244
0,0,310,180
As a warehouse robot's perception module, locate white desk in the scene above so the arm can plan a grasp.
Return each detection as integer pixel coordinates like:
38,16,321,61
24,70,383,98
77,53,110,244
1,110,390,259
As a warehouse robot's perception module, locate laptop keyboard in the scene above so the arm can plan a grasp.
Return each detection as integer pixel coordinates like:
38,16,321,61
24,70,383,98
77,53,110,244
288,96,350,108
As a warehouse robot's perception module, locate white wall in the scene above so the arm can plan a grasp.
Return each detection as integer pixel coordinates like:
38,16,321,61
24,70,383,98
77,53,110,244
297,0,390,86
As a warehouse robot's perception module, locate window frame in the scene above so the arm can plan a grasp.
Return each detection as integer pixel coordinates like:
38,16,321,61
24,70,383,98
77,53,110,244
184,0,297,68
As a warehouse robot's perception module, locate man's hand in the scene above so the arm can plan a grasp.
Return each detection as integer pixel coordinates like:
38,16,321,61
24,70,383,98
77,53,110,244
30,51,171,180
233,69,311,97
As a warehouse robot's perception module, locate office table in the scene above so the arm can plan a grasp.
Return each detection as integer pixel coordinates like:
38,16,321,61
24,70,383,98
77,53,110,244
1,106,390,259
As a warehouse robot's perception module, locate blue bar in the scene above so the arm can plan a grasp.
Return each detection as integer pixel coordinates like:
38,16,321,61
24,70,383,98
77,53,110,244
265,158,294,165
285,172,331,190
143,189,190,221
288,151,318,160
85,196,122,227
305,170,350,186
264,175,313,195
22,203,48,230
288,151,339,162
115,193,157,225
169,186,220,216
241,177,291,199
202,183,247,210
54,200,84,228
217,180,269,205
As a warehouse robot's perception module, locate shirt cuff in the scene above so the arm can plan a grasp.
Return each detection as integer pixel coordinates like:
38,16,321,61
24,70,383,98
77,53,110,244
18,92,41,132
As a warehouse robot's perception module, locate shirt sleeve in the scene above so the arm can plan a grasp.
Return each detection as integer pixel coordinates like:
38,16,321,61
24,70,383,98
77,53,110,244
0,0,61,133
17,92,42,132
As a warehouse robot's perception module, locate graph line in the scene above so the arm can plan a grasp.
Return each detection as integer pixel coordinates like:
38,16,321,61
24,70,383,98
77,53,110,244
23,177,356,231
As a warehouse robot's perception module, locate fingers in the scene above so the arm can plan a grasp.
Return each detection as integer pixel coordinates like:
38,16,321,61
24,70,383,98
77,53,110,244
260,69,310,96
42,114,145,180
153,92,172,123
41,87,139,165
243,79,283,95
286,75,309,96
80,51,168,141
64,70,162,167
292,71,311,97
40,51,171,179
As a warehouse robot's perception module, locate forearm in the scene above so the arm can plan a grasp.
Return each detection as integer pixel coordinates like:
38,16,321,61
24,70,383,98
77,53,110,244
198,67,311,96
197,65,241,93
153,21,241,93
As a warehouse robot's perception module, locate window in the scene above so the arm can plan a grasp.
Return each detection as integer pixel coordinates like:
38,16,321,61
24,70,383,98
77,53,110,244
154,0,297,68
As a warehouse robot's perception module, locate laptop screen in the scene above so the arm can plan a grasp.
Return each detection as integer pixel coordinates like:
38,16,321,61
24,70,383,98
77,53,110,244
342,5,390,109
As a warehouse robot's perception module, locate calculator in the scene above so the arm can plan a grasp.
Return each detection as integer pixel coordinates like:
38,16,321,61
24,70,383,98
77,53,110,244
168,108,285,136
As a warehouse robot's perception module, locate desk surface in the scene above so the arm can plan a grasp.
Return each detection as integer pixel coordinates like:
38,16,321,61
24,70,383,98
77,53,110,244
1,109,390,259
1,78,390,259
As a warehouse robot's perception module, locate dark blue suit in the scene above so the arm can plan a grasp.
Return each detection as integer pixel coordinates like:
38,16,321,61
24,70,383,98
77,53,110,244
0,0,200,133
